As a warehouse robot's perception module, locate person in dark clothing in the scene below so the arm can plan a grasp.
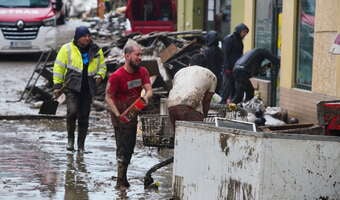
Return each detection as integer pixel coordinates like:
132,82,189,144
231,48,280,104
202,30,223,93
53,26,107,152
220,23,249,103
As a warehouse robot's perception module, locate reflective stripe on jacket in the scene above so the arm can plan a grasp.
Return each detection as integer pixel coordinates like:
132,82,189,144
53,41,107,95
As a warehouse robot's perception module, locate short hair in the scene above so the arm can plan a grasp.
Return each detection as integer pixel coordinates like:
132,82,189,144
123,44,140,54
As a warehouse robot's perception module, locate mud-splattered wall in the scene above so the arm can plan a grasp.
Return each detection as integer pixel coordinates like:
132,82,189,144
172,121,340,200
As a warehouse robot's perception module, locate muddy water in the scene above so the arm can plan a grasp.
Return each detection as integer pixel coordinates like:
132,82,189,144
0,114,173,199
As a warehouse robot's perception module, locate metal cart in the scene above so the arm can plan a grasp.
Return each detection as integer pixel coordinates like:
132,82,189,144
140,103,247,187
140,114,174,187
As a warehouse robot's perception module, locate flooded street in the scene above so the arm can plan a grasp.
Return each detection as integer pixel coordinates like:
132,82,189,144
0,37,173,200
0,117,173,199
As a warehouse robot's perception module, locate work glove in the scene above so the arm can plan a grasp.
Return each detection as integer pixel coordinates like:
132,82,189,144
227,103,237,111
94,75,102,86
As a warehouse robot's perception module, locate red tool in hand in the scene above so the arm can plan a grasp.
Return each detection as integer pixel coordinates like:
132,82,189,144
119,97,146,123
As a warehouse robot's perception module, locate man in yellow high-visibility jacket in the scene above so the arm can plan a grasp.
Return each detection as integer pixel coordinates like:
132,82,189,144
53,26,107,152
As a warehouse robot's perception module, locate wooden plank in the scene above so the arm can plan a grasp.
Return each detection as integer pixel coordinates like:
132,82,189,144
159,44,178,63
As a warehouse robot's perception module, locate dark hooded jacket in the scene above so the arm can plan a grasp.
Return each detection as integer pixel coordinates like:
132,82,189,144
222,23,249,71
203,31,223,79
233,48,280,78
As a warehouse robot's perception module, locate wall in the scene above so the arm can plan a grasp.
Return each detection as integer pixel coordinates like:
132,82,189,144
313,0,340,96
280,88,336,123
230,0,245,33
280,0,297,89
229,0,254,51
239,0,340,122
177,0,204,31
173,122,340,200
242,0,255,51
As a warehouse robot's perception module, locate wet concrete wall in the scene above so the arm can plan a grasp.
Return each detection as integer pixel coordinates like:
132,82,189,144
172,121,340,200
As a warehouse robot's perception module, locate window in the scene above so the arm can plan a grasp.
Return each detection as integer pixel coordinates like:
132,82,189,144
130,0,174,21
255,0,274,52
0,0,49,7
295,0,315,90
254,0,282,106
254,0,281,80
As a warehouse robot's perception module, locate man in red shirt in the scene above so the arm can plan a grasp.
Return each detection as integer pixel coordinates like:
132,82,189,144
105,44,153,190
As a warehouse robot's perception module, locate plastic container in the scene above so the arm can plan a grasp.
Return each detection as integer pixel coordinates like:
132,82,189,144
160,98,168,116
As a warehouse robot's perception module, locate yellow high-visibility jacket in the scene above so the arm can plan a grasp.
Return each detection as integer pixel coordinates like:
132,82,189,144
53,41,107,96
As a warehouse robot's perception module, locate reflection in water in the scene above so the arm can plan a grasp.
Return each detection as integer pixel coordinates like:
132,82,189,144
0,135,59,199
38,165,58,198
116,189,128,200
64,153,89,200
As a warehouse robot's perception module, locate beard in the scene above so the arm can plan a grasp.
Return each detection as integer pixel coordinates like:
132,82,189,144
130,61,140,71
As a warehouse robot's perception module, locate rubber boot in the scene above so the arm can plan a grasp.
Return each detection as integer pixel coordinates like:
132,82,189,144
122,164,130,187
78,120,88,153
77,133,86,153
66,117,76,151
77,126,87,153
115,162,129,190
66,137,74,151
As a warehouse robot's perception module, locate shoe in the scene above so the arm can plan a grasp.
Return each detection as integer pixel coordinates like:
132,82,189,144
115,162,130,189
122,165,130,187
66,138,74,151
77,134,86,152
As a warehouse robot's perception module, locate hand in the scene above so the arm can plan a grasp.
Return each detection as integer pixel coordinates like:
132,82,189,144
95,76,102,86
119,115,128,123
53,89,63,99
141,96,148,105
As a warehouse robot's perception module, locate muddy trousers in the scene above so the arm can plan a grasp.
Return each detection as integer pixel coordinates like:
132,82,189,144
66,91,92,151
114,123,137,165
114,123,137,188
168,105,204,132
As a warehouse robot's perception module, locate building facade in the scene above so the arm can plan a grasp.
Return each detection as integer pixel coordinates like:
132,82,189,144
228,0,340,123
242,0,340,123
177,0,232,36
177,0,340,123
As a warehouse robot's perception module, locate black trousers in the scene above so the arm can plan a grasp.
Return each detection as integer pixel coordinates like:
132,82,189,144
66,91,92,139
231,78,254,104
219,72,235,103
114,121,137,165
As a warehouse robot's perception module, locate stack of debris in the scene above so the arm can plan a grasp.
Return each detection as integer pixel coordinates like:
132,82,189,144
84,12,129,43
